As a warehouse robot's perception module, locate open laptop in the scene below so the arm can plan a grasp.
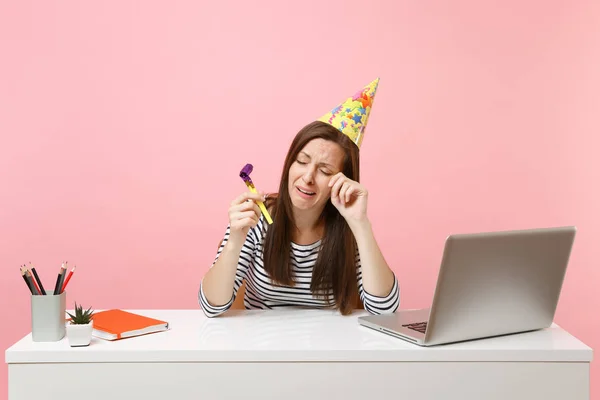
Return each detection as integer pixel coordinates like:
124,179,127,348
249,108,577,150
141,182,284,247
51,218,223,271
358,226,576,346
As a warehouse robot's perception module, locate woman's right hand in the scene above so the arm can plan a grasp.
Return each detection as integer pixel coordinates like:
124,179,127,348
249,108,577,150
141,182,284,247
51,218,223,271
228,191,264,242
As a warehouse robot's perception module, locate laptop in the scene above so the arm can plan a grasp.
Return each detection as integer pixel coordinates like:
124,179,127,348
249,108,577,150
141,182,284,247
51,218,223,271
358,226,576,346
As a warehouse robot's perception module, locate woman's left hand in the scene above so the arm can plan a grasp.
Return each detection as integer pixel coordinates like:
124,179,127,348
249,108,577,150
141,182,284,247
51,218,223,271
329,172,368,224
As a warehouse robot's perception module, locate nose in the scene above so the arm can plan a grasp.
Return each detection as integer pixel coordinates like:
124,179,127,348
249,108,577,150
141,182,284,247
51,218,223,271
302,168,314,185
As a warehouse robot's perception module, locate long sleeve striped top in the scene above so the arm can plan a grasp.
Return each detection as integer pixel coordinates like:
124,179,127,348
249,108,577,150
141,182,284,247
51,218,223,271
199,216,400,317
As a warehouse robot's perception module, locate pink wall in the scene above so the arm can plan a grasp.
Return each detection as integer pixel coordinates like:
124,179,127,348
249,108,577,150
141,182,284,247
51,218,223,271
1,0,598,397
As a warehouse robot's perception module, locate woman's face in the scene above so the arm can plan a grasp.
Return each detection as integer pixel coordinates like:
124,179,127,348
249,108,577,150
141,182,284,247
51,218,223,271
288,138,345,213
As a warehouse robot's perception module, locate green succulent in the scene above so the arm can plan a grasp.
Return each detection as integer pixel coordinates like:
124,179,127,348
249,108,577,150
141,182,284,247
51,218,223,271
67,302,94,324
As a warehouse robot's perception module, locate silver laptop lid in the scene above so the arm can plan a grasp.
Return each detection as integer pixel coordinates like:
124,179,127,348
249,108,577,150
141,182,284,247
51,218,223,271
424,226,576,345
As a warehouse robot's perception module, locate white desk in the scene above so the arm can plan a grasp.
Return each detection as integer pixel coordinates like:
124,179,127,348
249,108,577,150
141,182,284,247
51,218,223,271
5,309,593,400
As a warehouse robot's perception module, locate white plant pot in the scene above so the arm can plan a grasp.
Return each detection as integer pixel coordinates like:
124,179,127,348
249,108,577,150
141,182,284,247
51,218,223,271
66,321,93,347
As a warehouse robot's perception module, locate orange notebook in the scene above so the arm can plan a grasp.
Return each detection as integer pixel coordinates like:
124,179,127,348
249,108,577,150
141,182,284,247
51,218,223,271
91,309,169,341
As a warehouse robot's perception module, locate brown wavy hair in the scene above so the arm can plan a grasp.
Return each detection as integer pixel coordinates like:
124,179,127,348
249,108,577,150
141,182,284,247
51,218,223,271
262,120,360,315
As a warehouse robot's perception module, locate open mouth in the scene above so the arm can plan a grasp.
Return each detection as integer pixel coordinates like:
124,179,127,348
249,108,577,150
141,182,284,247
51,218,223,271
297,187,316,196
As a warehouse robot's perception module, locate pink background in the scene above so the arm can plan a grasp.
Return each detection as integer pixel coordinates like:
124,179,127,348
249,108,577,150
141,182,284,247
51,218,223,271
1,0,598,398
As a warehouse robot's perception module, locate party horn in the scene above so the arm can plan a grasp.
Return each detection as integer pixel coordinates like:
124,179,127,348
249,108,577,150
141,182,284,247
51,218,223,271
239,163,273,224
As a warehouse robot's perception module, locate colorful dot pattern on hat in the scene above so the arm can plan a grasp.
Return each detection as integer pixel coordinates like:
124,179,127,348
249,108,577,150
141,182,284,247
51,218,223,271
318,77,379,149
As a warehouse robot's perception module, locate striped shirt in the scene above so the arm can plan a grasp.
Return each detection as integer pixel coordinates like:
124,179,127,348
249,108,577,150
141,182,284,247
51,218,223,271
199,216,400,317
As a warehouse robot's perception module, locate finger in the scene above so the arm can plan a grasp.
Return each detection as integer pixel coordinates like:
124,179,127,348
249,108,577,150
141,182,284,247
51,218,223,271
231,193,249,206
344,184,357,203
339,182,352,204
328,172,344,188
342,183,356,204
248,209,260,225
244,202,263,219
239,202,261,220
236,210,259,224
330,176,346,199
238,200,259,212
230,203,247,217
232,191,264,206
232,198,263,216
253,203,261,219
330,193,342,207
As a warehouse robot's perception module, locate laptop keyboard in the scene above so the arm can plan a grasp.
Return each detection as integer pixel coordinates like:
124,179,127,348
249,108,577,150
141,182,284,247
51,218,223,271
402,321,427,334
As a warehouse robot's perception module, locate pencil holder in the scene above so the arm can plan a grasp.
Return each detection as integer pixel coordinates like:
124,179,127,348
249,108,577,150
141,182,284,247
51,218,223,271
31,291,66,342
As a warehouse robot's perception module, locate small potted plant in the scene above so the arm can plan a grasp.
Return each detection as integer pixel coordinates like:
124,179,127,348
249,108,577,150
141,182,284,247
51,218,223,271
66,302,94,347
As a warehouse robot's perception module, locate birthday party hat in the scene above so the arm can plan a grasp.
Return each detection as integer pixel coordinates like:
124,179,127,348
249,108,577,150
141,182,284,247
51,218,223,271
318,77,380,149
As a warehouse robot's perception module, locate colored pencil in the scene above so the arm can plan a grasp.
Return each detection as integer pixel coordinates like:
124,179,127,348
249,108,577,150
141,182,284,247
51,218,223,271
53,262,67,295
29,262,46,295
61,265,76,293
20,266,36,295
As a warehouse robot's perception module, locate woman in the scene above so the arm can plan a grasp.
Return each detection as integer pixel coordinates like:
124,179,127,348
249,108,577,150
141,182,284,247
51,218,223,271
199,78,399,317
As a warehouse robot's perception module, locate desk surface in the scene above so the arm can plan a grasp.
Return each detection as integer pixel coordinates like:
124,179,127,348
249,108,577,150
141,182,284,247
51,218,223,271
5,309,593,364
